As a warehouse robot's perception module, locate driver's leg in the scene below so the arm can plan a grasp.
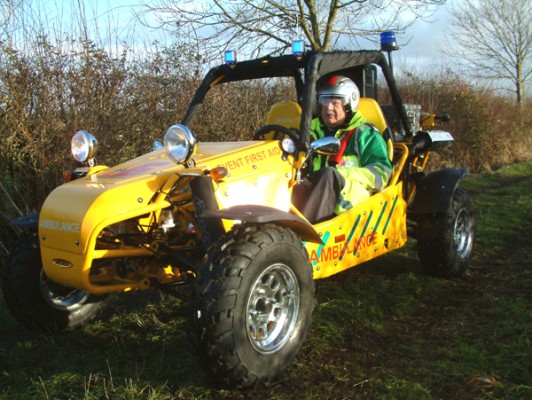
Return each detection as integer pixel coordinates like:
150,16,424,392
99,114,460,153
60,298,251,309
300,167,345,223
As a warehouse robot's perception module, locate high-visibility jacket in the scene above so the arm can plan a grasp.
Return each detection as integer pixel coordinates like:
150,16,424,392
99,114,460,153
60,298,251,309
310,110,392,214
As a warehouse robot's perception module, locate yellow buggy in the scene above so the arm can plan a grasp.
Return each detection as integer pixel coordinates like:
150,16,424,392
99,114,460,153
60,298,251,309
3,46,475,388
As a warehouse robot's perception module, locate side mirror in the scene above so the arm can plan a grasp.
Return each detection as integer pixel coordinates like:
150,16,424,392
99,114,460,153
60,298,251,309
309,136,340,156
297,136,341,184
153,140,164,151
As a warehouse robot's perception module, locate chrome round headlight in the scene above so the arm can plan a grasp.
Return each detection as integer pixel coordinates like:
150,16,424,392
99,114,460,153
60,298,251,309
164,124,197,164
281,137,296,154
71,130,98,163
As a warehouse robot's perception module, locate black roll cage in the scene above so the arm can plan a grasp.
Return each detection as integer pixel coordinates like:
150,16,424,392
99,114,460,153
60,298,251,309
181,50,412,153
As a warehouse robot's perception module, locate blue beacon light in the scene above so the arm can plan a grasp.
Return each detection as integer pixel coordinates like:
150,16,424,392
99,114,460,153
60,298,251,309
380,31,399,75
224,50,236,65
292,39,304,56
380,31,399,52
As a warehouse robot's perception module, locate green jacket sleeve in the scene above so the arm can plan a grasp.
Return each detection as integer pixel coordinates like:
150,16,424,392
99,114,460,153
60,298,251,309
336,125,392,192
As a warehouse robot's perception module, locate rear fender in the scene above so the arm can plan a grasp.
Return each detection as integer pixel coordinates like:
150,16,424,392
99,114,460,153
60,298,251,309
409,168,468,215
200,205,323,244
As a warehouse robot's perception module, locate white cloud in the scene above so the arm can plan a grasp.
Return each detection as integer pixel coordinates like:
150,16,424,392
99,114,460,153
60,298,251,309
395,3,453,71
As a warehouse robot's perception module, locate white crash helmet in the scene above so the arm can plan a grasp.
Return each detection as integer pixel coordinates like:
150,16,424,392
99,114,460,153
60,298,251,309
316,75,360,112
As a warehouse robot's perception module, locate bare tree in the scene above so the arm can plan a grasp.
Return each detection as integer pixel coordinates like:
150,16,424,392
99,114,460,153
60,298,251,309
444,0,532,104
141,0,445,59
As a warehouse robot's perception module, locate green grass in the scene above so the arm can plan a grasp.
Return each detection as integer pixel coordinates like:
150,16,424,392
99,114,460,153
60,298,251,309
1,163,531,399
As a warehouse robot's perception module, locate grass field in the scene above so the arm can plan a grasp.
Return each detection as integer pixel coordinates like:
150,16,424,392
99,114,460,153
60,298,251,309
0,163,531,400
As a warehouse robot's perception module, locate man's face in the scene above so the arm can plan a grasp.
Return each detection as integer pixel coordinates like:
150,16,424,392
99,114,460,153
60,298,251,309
320,97,346,129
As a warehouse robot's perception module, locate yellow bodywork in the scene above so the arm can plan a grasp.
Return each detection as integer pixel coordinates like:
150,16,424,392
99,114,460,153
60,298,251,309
39,136,408,295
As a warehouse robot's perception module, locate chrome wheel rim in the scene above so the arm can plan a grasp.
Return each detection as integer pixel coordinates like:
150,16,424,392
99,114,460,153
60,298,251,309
246,263,300,354
40,270,90,310
454,208,473,259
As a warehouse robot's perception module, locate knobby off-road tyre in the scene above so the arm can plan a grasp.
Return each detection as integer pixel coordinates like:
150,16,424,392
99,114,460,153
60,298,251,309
191,223,315,388
416,188,475,277
2,233,105,333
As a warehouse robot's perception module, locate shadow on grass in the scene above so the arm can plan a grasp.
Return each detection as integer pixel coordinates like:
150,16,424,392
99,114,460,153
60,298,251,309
0,290,217,399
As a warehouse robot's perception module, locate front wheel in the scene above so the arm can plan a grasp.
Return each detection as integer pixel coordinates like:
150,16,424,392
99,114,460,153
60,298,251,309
2,234,105,333
416,188,475,277
191,223,315,388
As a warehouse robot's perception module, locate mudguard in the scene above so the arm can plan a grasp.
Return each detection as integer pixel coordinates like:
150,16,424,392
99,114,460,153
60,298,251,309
9,212,40,229
409,168,468,214
200,204,323,244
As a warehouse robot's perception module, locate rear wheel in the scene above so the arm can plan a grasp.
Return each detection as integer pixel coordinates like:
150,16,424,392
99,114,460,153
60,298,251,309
2,234,105,333
191,223,315,388
416,188,475,277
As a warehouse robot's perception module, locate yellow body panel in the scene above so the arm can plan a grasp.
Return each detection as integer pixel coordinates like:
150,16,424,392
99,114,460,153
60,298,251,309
210,143,293,211
306,183,407,279
40,150,182,248
198,141,294,232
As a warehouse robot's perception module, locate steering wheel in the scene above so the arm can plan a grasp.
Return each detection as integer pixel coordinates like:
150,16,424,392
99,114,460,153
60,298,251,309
253,124,299,141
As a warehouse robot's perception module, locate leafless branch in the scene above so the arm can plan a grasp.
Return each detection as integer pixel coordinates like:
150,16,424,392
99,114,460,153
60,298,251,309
444,0,531,103
141,0,445,58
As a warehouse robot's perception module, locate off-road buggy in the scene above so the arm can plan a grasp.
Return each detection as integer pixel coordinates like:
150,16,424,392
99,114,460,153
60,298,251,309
2,44,475,388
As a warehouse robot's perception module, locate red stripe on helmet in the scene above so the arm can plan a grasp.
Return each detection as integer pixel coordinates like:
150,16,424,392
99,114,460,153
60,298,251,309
325,75,340,86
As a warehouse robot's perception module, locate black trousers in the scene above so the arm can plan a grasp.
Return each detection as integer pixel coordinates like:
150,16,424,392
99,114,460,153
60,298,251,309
292,167,346,223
